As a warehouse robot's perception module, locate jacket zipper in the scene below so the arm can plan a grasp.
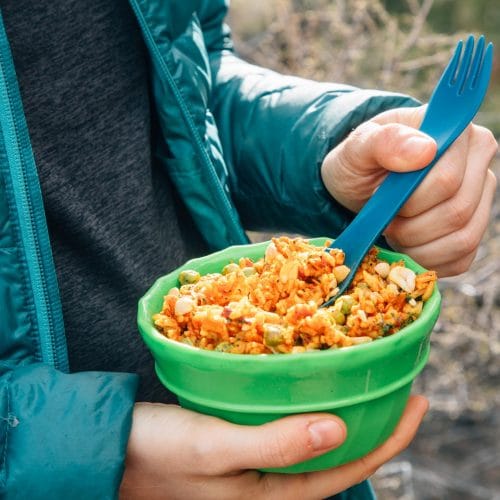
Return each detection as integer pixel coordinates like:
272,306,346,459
129,0,249,245
0,13,67,371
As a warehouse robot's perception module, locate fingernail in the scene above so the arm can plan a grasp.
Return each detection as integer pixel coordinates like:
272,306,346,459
308,419,346,451
403,135,435,155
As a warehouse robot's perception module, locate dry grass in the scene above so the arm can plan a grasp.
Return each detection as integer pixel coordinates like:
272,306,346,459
229,0,468,101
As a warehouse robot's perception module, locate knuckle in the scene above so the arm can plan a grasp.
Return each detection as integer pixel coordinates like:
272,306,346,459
454,226,481,257
259,477,307,500
189,439,209,462
343,122,377,161
187,437,222,473
454,257,474,275
357,455,380,482
349,121,372,140
434,161,462,198
442,251,477,277
379,122,401,137
388,430,410,455
444,264,465,277
377,123,403,149
474,126,499,159
398,200,420,218
257,475,276,499
345,121,375,149
383,233,405,254
447,198,473,230
460,251,477,273
389,233,412,249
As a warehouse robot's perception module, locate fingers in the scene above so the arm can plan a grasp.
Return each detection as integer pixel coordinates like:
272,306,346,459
385,136,496,247
128,404,347,477
396,127,470,217
201,413,347,473
124,396,427,500
386,166,496,247
257,395,429,500
386,169,496,275
396,124,497,219
383,123,498,276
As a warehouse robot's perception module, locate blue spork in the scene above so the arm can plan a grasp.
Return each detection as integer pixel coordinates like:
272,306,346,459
323,35,494,307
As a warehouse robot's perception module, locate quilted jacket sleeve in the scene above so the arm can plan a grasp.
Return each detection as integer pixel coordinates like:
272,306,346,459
200,1,420,238
0,363,138,499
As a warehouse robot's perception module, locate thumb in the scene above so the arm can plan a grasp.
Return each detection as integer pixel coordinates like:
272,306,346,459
341,120,437,173
216,413,347,472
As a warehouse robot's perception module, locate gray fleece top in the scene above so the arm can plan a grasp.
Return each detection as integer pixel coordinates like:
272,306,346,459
2,0,208,401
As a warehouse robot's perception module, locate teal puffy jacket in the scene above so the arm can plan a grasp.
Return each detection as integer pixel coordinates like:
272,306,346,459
0,0,418,497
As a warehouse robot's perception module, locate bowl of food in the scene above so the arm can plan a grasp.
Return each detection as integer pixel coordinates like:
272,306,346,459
137,237,441,473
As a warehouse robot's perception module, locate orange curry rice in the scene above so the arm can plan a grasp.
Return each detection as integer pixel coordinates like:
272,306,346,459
153,237,437,354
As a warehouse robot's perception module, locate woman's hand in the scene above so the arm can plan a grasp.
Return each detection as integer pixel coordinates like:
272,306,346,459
321,105,498,276
120,395,428,500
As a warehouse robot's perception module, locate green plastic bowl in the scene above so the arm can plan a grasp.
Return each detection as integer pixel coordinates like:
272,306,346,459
137,238,441,473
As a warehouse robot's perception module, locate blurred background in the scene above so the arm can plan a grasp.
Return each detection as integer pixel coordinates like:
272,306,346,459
229,1,500,499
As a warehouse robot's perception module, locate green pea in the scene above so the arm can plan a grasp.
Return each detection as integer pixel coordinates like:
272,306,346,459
178,270,201,285
263,324,284,347
215,342,233,352
331,310,346,325
340,295,354,314
381,324,392,336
